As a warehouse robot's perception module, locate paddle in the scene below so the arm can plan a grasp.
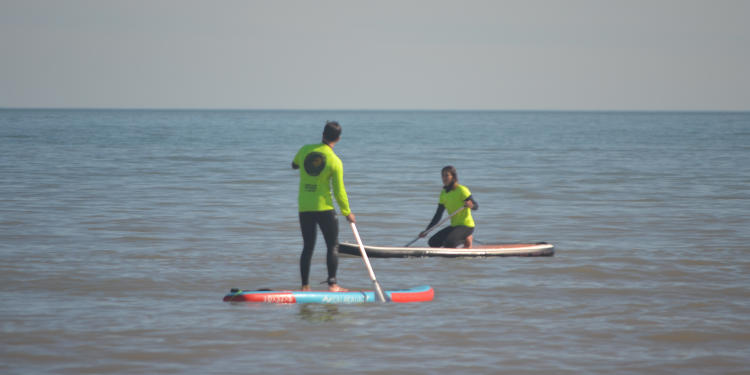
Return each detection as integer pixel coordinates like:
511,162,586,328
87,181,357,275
350,221,388,303
404,206,467,247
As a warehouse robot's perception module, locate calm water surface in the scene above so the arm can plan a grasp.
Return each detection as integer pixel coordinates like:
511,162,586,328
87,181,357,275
1,109,749,374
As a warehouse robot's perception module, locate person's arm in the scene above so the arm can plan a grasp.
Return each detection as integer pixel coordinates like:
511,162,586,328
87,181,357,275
330,159,351,217
420,204,445,237
427,204,445,228
465,195,478,210
292,145,305,170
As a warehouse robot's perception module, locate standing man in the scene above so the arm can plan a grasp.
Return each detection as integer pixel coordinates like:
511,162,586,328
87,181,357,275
292,121,355,292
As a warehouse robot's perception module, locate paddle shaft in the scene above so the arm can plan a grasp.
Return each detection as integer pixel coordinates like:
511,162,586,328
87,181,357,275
350,222,388,302
405,206,467,247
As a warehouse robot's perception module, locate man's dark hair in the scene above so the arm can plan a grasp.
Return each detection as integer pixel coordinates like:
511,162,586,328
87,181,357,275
322,121,342,143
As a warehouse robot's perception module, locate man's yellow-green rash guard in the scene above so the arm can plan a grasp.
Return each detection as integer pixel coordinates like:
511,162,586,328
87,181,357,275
439,184,475,227
293,143,351,216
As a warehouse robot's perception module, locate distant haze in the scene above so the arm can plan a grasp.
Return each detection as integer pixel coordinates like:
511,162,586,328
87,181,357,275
1,0,748,111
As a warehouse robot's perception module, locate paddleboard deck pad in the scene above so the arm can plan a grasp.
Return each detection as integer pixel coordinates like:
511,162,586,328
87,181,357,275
223,285,434,304
339,242,554,258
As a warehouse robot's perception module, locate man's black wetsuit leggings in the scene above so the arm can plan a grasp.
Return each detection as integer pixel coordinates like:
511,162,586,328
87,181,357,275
299,210,339,286
429,225,474,248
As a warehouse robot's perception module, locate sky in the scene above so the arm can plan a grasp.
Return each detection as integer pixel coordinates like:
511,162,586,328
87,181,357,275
1,0,749,111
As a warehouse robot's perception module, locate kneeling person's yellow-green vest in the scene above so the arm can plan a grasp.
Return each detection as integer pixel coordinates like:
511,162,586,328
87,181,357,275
439,184,475,227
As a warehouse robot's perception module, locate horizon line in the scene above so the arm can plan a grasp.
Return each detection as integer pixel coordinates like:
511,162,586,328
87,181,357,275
2,106,749,114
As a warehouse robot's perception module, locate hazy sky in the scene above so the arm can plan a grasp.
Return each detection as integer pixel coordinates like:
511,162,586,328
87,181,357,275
1,0,748,111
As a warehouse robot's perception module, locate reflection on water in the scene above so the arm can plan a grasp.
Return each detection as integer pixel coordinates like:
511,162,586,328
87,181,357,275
299,304,340,323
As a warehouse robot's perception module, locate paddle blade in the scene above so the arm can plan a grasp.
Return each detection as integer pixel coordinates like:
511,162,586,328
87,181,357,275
373,280,389,302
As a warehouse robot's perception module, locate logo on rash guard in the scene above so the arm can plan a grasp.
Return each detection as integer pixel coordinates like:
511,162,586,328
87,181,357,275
304,152,326,176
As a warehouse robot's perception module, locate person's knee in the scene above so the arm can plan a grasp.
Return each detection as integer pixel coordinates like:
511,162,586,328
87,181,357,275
444,239,462,248
428,237,441,248
443,233,462,248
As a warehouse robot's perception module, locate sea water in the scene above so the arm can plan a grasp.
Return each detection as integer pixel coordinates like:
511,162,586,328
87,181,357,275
1,109,749,374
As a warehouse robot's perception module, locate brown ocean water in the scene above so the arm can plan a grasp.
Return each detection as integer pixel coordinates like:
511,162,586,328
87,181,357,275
1,109,749,374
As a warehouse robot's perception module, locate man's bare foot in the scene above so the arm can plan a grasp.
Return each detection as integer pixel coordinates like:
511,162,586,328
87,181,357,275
328,284,348,292
301,285,311,291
